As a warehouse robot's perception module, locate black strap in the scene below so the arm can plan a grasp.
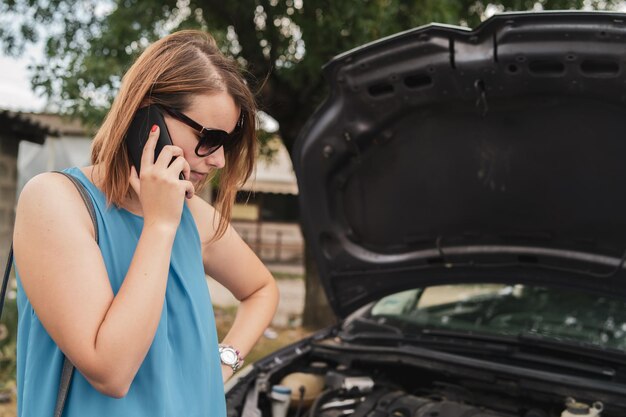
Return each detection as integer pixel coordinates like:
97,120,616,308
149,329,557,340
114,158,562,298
0,171,99,417
55,356,75,417
0,247,12,322
56,172,100,243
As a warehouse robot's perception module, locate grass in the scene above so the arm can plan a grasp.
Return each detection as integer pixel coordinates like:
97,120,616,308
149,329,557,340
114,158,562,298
0,402,14,417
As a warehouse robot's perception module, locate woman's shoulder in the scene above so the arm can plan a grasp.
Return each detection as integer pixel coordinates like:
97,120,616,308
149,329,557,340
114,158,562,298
16,171,96,238
21,169,94,199
19,166,99,205
20,171,83,203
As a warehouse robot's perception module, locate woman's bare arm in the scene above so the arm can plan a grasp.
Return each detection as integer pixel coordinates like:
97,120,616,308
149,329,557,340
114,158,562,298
14,173,175,397
188,197,279,381
14,127,195,398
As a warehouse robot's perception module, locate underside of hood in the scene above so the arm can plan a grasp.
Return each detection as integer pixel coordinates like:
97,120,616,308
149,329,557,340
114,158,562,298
292,11,626,317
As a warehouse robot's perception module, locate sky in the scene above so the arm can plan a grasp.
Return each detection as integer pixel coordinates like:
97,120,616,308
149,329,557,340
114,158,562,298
0,42,47,111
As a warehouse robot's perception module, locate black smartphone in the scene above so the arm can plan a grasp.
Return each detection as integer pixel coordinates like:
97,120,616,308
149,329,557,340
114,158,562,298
124,105,184,179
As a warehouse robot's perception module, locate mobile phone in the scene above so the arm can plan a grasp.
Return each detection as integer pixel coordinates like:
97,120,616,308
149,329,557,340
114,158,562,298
124,105,184,179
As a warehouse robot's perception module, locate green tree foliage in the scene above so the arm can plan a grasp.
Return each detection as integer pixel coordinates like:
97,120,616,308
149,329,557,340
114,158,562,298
1,0,622,327
1,0,621,144
0,271,18,393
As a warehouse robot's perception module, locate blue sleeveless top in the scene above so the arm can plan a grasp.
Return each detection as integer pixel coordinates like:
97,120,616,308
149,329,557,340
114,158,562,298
15,167,226,417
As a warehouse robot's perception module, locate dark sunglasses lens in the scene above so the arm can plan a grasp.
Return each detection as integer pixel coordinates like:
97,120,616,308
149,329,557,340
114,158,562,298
196,131,229,156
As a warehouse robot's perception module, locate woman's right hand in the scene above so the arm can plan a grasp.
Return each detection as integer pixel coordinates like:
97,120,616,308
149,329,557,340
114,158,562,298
128,125,195,231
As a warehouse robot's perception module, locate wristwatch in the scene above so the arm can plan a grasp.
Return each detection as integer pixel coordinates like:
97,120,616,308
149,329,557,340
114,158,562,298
218,344,243,372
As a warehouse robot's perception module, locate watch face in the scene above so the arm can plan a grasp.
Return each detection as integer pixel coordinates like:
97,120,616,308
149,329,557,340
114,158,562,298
220,349,238,365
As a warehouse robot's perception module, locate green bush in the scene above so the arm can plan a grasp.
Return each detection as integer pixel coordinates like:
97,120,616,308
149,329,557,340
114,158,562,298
0,273,18,392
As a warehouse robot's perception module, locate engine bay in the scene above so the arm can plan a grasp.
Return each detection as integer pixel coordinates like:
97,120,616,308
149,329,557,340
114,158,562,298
227,339,621,417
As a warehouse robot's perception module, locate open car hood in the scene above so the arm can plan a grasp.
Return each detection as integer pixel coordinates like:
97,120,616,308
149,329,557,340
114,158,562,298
292,11,626,318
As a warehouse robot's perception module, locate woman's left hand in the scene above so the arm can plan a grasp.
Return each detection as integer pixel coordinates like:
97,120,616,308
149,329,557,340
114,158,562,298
221,364,234,383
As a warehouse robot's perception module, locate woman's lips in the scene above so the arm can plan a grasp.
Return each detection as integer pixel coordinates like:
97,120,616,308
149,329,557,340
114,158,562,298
190,171,208,182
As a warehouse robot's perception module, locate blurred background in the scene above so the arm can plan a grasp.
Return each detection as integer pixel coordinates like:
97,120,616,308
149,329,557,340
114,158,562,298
1,1,626,415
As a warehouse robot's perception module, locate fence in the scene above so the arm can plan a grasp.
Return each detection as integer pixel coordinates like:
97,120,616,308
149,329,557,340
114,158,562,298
231,221,304,264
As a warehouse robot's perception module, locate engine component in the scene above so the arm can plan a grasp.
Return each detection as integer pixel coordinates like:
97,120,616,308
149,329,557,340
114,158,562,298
314,388,508,417
325,371,375,394
356,390,503,417
561,397,603,417
523,410,548,417
278,372,325,408
269,385,291,417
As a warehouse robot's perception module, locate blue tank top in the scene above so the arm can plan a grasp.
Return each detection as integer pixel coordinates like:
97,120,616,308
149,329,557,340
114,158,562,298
15,167,226,417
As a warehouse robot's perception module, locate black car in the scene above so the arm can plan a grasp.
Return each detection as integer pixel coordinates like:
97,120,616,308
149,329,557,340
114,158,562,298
226,11,626,417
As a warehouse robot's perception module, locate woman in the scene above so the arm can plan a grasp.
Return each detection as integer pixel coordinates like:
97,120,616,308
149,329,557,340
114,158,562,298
12,30,279,416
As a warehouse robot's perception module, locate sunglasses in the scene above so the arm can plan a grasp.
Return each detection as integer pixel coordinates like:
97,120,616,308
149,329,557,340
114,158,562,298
158,105,244,157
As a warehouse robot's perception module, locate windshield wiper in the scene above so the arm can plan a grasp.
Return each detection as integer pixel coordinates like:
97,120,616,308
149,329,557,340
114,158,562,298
421,328,626,370
339,325,515,354
342,316,404,336
339,327,623,378
343,316,626,359
516,331,626,366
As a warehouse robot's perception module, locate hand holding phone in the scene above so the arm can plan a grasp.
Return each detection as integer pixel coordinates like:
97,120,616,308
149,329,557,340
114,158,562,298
125,105,170,175
127,125,195,229
126,107,195,227
124,105,185,180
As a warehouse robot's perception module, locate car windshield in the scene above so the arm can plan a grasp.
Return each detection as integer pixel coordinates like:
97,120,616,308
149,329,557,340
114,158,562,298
369,284,626,351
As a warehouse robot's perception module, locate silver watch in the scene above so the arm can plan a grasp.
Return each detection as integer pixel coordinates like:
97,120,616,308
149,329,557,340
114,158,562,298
218,344,242,372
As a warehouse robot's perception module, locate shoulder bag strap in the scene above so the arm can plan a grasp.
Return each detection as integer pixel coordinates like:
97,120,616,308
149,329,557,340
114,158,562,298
0,171,100,417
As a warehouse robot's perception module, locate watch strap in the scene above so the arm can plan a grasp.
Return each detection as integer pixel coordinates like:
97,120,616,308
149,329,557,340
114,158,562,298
218,344,244,371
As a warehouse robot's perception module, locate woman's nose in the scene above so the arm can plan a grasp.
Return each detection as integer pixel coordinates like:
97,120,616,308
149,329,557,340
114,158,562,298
205,146,226,169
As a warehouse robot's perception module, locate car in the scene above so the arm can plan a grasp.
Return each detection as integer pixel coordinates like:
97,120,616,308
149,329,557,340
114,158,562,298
225,11,626,417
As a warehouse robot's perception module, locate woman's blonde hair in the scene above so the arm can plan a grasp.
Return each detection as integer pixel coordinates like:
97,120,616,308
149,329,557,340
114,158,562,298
91,30,257,241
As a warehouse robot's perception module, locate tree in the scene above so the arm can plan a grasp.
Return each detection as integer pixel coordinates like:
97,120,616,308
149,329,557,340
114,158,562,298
1,0,621,328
